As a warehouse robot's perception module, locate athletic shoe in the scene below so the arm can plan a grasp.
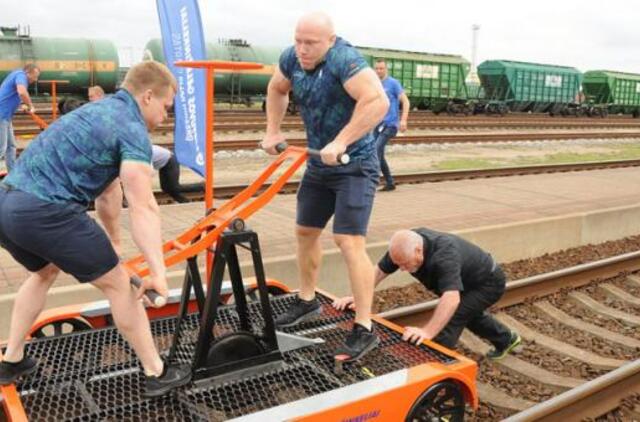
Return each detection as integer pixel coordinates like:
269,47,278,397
0,356,38,385
143,363,192,398
486,331,521,360
334,323,380,361
275,296,321,328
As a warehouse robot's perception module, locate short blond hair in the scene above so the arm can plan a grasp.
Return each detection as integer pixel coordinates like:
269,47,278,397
122,61,177,97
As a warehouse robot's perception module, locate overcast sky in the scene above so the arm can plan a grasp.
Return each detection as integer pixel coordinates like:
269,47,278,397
2,0,639,73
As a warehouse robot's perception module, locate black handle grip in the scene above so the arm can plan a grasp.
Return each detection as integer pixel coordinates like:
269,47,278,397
275,142,350,165
130,275,167,307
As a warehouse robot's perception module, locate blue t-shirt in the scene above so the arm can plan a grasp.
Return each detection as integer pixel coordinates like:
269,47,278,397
0,70,28,120
6,89,152,206
279,37,375,167
381,76,404,128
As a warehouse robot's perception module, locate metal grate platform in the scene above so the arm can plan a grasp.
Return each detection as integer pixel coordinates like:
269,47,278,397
6,293,456,421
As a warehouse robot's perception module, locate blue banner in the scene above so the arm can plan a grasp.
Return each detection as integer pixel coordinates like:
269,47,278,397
156,0,207,176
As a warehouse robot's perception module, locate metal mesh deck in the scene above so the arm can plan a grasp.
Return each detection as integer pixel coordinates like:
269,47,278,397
6,293,457,421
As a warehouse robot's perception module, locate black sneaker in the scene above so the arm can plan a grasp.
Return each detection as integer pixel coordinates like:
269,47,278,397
0,356,38,385
143,363,192,398
275,296,322,328
380,184,396,192
486,331,521,361
334,323,380,362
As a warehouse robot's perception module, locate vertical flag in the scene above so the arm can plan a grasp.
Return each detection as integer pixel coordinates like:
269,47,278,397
156,0,207,176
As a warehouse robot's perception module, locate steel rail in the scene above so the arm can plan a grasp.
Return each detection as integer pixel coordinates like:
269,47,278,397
152,159,640,204
15,130,637,151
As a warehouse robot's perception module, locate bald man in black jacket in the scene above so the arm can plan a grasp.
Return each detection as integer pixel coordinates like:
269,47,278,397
333,228,521,360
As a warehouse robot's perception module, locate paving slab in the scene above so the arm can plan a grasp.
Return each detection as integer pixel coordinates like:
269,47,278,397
1,167,640,294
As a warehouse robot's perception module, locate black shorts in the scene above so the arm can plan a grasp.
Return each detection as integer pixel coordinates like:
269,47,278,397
0,187,118,282
296,154,380,235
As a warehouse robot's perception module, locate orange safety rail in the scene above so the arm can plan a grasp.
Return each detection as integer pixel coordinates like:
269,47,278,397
124,145,308,277
22,279,291,340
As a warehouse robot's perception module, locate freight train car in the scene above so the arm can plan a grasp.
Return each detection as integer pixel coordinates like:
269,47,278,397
143,38,279,107
0,26,119,95
477,60,582,115
358,46,472,114
582,70,640,118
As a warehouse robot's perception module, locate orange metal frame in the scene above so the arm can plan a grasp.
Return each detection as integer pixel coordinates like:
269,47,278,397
173,60,263,279
124,143,308,276
2,286,477,422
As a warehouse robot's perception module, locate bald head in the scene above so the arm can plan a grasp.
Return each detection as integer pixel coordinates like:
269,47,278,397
389,230,424,272
296,12,335,36
294,12,336,70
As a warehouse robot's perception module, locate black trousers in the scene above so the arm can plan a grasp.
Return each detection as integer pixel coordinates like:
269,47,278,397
432,266,512,350
374,124,397,187
158,155,189,203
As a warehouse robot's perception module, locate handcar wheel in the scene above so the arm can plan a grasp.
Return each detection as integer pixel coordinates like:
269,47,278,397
31,317,92,338
206,331,266,367
405,380,465,422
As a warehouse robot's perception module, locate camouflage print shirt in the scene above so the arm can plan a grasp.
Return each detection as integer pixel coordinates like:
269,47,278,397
279,37,376,167
5,89,152,207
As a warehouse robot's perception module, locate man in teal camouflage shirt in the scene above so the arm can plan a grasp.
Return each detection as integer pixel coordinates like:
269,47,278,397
0,61,191,397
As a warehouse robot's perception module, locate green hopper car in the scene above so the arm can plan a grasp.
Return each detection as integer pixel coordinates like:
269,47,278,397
477,60,582,115
358,46,471,114
583,70,640,117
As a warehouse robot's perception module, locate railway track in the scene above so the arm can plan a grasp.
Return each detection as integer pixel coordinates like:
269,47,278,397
152,158,640,204
13,131,640,156
379,252,640,420
203,132,640,151
11,112,640,136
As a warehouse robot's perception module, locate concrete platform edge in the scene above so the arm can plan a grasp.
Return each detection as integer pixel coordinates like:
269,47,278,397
1,202,639,339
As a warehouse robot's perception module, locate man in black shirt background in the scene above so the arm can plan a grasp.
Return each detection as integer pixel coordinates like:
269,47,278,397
333,228,521,360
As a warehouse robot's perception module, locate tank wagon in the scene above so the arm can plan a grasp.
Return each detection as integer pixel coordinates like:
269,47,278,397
583,70,640,118
477,60,582,115
358,46,472,115
0,25,119,96
143,38,279,107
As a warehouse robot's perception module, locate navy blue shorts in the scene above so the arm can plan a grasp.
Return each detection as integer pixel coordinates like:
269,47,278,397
296,154,380,235
0,186,119,283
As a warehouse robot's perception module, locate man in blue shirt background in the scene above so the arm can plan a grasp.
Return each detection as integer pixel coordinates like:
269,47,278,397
262,12,389,361
0,63,40,172
374,59,410,191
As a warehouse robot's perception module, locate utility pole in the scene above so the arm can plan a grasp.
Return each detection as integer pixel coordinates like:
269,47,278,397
467,24,480,84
